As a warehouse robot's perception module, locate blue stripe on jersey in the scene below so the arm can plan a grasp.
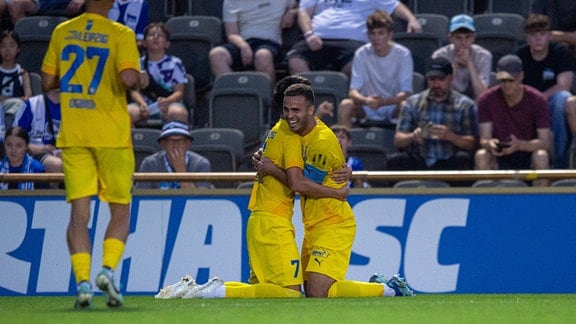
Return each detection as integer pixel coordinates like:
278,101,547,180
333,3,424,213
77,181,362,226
303,163,328,184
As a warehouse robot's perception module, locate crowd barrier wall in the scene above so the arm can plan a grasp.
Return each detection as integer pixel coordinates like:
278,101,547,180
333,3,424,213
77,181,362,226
1,187,575,296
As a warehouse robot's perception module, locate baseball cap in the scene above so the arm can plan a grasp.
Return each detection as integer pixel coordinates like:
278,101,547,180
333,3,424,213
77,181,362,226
158,121,193,142
449,14,475,32
425,57,453,78
496,55,523,81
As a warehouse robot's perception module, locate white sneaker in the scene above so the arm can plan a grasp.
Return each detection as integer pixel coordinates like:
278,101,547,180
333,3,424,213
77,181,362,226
155,274,197,299
182,277,224,299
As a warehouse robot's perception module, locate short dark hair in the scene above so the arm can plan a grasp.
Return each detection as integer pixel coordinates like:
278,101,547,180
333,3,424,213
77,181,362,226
524,14,551,34
273,75,311,107
366,10,394,32
284,83,315,107
5,126,30,144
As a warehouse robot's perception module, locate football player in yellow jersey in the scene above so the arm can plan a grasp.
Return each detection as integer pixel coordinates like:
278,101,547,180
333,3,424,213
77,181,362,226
42,0,142,309
281,83,414,298
175,75,352,299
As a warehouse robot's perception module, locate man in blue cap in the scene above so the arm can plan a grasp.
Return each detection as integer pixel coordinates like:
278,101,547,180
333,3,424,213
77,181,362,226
432,14,492,100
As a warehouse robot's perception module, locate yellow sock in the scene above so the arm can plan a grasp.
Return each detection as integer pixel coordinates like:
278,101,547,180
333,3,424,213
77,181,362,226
102,238,125,270
71,253,91,284
224,282,302,298
327,280,384,297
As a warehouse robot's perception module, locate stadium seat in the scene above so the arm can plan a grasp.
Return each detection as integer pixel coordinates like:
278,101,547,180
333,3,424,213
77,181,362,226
471,179,529,187
165,16,223,93
349,127,397,155
473,13,525,70
191,144,237,188
413,0,470,18
394,32,441,75
29,72,42,96
131,128,162,171
190,0,224,19
394,13,450,45
14,16,67,74
208,72,272,149
298,71,349,126
551,179,576,187
148,0,171,22
487,0,533,18
413,71,426,94
393,180,451,188
190,127,245,169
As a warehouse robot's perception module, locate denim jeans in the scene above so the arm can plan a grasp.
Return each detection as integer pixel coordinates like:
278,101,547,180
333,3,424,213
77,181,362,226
549,91,571,168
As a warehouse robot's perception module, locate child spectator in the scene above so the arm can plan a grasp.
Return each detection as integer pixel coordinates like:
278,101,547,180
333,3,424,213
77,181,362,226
14,88,62,173
331,124,369,188
128,22,189,127
0,126,48,190
0,30,32,127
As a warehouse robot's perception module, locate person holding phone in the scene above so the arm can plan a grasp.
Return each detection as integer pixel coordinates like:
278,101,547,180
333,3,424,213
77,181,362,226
387,57,478,184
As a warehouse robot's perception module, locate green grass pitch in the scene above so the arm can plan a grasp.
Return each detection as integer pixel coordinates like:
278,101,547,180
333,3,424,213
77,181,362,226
1,294,575,323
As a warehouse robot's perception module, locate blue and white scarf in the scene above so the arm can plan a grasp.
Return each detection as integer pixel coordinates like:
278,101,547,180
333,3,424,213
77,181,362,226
0,153,36,190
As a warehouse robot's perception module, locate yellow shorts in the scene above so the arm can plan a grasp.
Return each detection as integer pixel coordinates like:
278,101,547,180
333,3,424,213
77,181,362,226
62,147,134,203
301,217,356,282
246,211,303,287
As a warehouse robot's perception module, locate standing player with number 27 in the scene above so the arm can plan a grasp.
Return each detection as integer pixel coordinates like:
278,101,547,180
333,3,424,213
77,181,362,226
41,0,142,310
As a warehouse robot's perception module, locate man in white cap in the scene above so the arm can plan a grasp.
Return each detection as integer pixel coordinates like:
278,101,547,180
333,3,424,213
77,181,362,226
135,120,212,189
475,54,551,186
432,14,492,100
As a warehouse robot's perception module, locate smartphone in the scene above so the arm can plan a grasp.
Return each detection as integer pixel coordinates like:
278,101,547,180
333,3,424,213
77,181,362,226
496,142,511,152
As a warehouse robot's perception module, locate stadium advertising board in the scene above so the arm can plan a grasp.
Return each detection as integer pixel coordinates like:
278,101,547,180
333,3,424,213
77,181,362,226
1,192,575,296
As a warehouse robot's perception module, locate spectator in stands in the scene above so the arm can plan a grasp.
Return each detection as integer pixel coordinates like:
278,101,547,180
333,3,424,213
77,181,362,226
337,10,413,128
7,0,84,26
515,14,576,169
331,124,368,188
287,0,422,78
432,14,492,100
0,30,32,127
475,55,550,187
13,88,62,173
0,126,48,190
128,22,189,127
209,0,296,84
387,57,478,178
532,0,576,57
108,0,148,49
135,120,212,189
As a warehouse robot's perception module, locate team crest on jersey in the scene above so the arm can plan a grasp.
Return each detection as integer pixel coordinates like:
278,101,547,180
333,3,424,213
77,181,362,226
267,130,276,139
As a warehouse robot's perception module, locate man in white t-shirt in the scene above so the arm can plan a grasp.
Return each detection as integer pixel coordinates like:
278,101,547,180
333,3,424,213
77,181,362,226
338,10,413,127
209,0,296,83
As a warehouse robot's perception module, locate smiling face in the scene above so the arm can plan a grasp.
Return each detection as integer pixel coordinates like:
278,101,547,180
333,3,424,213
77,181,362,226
283,95,315,136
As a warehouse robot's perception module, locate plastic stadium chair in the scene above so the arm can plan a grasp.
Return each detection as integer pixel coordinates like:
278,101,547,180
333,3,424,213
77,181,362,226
190,0,224,19
394,13,450,45
394,32,441,75
551,179,576,187
14,16,67,74
191,144,237,188
413,71,426,94
473,13,525,70
413,0,470,18
487,0,532,18
29,72,42,96
190,128,245,169
471,179,529,187
298,71,349,127
208,72,272,149
132,128,162,171
349,127,397,155
165,16,223,93
393,180,451,188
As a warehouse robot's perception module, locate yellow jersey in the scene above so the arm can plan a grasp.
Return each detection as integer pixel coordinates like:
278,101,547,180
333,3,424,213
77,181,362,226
42,13,140,148
248,119,303,219
300,119,354,228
